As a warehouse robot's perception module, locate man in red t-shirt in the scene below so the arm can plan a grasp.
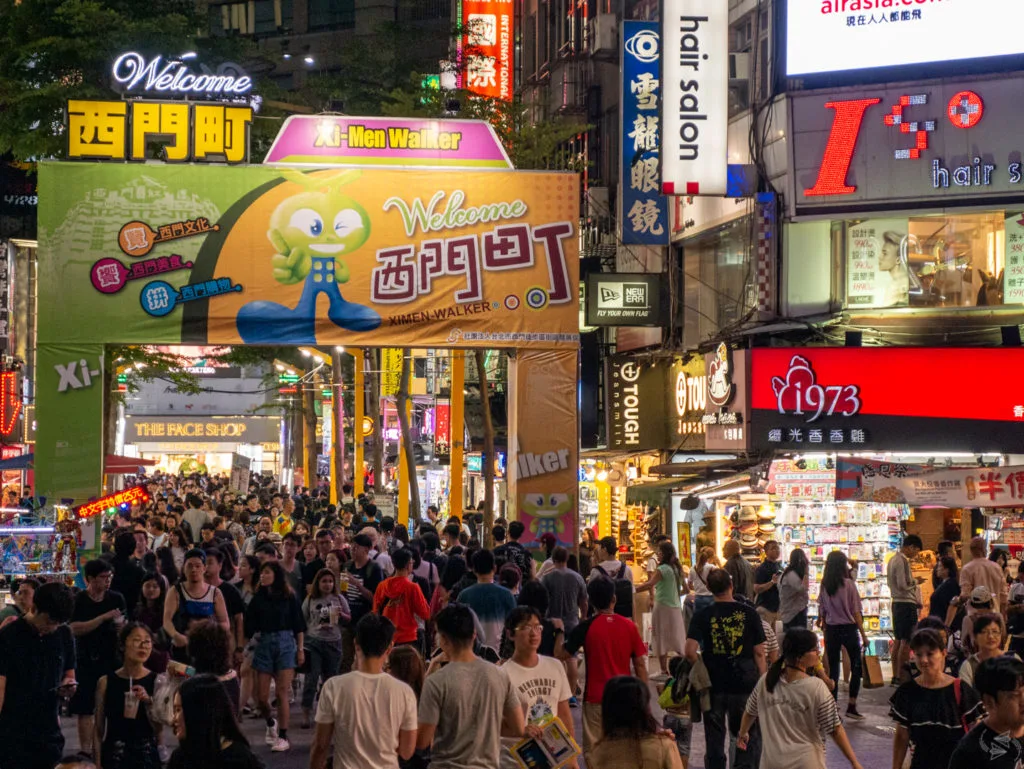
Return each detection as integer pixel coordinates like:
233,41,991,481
372,548,431,646
559,575,648,756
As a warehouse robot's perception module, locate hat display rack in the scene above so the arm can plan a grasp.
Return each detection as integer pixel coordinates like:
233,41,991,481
729,493,776,564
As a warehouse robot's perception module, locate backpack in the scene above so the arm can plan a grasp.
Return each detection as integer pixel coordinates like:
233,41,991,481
596,562,634,618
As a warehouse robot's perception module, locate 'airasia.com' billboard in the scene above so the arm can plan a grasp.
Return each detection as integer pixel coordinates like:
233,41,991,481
786,0,1024,78
750,347,1024,452
790,74,1024,212
461,0,514,100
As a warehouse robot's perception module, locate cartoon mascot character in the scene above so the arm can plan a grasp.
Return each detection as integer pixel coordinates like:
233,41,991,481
237,169,381,344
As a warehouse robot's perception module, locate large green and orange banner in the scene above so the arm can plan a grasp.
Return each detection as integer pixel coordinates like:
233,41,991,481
36,162,580,548
38,163,579,348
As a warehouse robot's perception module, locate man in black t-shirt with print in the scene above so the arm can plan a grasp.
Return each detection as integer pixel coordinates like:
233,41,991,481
951,656,1024,769
686,568,767,769
493,521,534,580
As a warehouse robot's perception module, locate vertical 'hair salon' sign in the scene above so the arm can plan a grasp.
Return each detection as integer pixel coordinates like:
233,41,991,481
660,0,729,196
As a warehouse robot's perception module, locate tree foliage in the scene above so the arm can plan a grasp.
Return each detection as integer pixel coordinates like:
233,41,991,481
0,0,258,161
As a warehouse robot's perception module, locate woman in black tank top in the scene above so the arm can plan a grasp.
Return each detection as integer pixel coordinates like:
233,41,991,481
94,623,160,769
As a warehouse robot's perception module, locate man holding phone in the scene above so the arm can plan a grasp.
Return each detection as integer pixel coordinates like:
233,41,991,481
0,582,77,769
753,541,783,628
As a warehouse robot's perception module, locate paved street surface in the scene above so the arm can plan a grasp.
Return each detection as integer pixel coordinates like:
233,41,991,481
58,673,899,768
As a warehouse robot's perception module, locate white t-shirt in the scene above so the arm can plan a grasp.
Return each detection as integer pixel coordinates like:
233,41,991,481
315,670,417,769
588,560,635,592
499,656,572,768
744,674,840,769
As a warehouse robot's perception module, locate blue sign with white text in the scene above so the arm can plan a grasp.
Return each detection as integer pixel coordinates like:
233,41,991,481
621,21,668,245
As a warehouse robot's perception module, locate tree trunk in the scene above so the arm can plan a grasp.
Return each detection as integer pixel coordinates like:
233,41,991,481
475,350,495,549
303,364,318,493
397,348,421,520
369,349,384,494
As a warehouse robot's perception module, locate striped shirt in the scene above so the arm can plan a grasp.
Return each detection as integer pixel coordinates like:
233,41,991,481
745,675,839,769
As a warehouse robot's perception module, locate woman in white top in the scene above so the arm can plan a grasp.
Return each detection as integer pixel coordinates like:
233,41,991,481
738,628,863,769
959,613,1017,687
688,547,718,617
779,548,810,632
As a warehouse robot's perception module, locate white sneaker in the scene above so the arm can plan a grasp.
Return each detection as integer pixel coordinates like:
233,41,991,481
265,719,278,745
271,737,290,752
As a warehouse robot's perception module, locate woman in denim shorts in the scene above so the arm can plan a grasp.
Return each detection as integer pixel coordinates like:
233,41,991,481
244,561,307,753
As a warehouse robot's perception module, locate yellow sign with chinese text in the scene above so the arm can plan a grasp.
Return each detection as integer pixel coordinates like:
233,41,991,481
67,100,252,163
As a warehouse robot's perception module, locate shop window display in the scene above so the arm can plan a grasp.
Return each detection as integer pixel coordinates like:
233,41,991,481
843,211,1020,309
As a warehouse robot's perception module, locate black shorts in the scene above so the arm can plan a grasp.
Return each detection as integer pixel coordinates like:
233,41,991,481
893,602,919,641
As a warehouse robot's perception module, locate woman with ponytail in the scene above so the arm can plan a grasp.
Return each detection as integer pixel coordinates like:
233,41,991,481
737,629,863,769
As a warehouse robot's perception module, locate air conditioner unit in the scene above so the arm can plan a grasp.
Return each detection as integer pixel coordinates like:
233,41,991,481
589,14,617,56
729,52,751,81
586,186,610,214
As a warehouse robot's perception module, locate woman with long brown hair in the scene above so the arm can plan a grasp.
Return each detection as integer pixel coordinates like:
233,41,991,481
635,541,688,675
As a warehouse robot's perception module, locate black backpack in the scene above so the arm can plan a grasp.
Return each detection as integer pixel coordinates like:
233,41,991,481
596,562,634,618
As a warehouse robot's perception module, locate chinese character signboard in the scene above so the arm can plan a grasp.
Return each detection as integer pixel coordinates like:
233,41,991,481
786,0,1024,79
74,486,150,519
37,163,579,348
585,273,662,326
67,100,252,163
767,457,836,501
836,457,1024,509
461,0,514,100
660,1,729,196
621,21,668,244
1005,214,1024,303
751,348,1024,452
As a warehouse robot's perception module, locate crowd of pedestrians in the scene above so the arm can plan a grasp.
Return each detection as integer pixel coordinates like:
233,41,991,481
4,472,1024,769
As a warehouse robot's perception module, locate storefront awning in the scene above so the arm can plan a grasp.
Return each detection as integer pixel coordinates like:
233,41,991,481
0,452,32,470
105,454,158,475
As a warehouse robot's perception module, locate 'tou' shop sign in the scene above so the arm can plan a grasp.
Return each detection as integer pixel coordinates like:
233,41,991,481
750,348,1024,452
791,74,1024,212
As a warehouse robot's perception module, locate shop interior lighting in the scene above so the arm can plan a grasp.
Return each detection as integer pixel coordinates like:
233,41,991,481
596,470,609,482
0,526,54,534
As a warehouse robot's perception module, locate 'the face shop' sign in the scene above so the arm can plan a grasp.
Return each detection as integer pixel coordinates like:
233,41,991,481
126,416,280,444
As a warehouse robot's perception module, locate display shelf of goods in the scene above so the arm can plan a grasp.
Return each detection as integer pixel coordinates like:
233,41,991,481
730,501,776,562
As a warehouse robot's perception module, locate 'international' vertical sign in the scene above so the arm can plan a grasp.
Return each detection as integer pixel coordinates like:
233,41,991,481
461,0,514,101
660,0,729,196
621,21,668,245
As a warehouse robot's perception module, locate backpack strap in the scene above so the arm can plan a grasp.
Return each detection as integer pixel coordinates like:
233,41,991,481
953,677,969,733
618,562,627,580
595,565,609,578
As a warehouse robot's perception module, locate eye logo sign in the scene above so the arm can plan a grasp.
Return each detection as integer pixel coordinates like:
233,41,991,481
624,29,660,63
770,355,861,423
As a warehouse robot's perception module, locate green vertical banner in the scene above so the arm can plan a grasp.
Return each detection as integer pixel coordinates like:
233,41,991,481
35,344,105,504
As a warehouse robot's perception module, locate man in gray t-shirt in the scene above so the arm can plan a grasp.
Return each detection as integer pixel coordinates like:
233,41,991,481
418,604,523,769
541,548,588,631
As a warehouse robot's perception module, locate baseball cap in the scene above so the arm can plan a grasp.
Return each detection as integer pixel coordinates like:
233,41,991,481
970,585,994,607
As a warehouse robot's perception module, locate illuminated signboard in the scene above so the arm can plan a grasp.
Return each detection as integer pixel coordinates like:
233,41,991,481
112,52,252,97
126,417,281,444
461,0,514,100
660,0,729,196
786,0,1024,79
751,348,1024,452
75,486,150,519
621,21,668,245
67,100,252,163
792,75,1024,211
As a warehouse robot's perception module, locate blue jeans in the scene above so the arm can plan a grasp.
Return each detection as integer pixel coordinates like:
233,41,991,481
253,630,297,674
302,635,342,709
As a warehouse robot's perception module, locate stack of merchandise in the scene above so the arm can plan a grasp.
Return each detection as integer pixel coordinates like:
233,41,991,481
730,499,777,563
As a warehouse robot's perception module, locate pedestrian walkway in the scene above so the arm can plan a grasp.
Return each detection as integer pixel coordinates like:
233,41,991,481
59,675,899,768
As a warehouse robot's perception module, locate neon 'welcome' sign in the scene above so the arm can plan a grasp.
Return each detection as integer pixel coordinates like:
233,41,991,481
112,52,253,97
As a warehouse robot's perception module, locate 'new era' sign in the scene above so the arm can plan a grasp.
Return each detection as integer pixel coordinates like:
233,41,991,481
586,273,662,326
